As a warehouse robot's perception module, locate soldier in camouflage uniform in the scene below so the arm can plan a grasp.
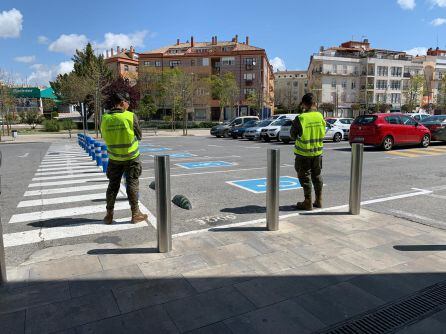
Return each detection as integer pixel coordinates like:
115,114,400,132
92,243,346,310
101,92,148,224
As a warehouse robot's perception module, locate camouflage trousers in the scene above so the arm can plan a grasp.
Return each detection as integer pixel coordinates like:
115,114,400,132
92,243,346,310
294,155,323,199
106,158,142,211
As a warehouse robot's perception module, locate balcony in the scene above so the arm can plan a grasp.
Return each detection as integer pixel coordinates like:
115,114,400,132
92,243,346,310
245,64,254,71
245,79,253,86
403,73,411,78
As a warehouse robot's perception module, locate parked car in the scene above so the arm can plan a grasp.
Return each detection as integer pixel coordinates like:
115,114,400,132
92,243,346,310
228,120,258,139
407,113,431,123
421,115,446,141
210,116,259,138
244,119,273,140
349,113,431,151
325,124,344,142
325,118,354,139
260,118,294,142
273,114,299,121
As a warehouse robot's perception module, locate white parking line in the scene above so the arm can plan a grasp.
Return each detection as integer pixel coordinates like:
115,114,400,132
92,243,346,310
142,155,241,163
172,189,434,238
24,184,109,197
3,218,146,248
140,167,267,179
9,201,130,224
29,177,107,188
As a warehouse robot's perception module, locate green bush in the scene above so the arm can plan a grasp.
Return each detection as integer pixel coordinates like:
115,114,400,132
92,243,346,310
140,121,219,130
61,119,74,130
50,111,59,119
43,119,60,132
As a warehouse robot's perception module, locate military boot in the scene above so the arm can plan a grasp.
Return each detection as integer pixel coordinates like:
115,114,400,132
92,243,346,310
103,210,114,225
131,209,148,224
296,197,313,211
313,192,322,209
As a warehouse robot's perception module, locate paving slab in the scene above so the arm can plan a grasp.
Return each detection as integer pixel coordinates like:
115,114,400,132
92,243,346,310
0,310,26,334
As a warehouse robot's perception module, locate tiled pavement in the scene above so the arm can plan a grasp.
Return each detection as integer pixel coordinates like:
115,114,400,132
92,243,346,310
2,209,446,333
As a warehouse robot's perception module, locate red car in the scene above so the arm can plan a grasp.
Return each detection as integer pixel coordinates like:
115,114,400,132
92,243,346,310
349,113,431,151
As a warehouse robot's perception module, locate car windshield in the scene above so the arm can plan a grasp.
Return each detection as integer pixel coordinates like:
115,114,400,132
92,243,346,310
353,116,377,125
244,120,257,127
271,119,288,126
422,115,446,123
257,120,272,127
326,119,336,124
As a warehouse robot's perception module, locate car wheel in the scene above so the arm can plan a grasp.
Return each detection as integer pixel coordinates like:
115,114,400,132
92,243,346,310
382,136,394,151
333,133,342,142
231,134,238,139
223,130,229,138
264,136,270,142
282,139,290,144
216,135,221,138
420,134,430,148
248,138,254,141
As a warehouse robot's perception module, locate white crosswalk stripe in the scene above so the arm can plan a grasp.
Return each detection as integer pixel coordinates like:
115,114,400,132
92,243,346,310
9,201,130,224
29,177,107,187
38,162,96,168
35,168,100,176
37,165,99,172
17,192,124,208
40,159,93,165
24,184,109,197
32,172,104,181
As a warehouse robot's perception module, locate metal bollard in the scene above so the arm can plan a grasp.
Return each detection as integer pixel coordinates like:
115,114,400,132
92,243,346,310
155,155,172,253
94,142,102,166
101,145,108,173
87,137,92,155
90,140,96,161
349,143,364,215
266,148,280,231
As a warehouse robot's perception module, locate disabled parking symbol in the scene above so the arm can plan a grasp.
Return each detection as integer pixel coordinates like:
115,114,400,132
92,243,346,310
176,161,235,169
227,176,301,194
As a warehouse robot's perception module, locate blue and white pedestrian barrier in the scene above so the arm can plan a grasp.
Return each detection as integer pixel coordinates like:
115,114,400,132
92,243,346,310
101,144,108,173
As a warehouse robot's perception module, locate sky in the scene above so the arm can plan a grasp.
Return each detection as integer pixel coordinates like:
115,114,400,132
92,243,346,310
1,0,446,86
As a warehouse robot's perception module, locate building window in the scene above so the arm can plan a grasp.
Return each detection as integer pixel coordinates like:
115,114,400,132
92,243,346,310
143,61,150,66
333,64,338,73
354,66,359,75
390,80,401,90
343,65,348,74
244,58,256,65
331,92,336,103
341,93,346,102
391,93,401,104
377,66,388,76
221,57,235,66
293,81,298,87
351,81,356,89
155,61,161,67
202,58,209,66
331,79,336,88
244,88,256,96
194,108,207,121
376,80,387,90
243,73,255,80
191,59,196,66
170,60,181,68
342,81,347,88
196,88,206,96
391,67,402,77
124,65,129,72
376,93,387,102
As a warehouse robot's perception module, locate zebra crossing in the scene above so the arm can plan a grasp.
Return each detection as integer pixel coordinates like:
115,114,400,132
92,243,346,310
3,143,156,248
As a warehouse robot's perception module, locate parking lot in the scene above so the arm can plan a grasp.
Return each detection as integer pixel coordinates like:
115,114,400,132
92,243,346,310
2,133,446,265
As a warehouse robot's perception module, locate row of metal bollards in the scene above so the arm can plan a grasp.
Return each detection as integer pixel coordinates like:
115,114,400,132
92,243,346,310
77,134,109,173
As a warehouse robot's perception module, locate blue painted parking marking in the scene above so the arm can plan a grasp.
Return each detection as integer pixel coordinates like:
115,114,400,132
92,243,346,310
140,147,171,153
227,176,301,194
176,161,235,169
167,153,197,158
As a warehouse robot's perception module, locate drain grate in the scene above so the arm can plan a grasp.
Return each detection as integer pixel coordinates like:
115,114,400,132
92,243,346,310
317,281,446,334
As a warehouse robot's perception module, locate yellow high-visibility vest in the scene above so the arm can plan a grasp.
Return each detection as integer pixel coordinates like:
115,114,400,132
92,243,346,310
101,110,140,161
293,111,326,157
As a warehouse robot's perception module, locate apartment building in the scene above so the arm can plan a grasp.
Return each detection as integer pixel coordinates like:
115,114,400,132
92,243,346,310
308,39,425,117
274,70,308,110
138,35,274,121
104,46,139,85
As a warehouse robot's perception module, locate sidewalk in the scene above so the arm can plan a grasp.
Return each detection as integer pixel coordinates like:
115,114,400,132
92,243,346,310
2,209,446,333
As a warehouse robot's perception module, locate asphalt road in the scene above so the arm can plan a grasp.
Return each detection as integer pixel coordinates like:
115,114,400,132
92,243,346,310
1,134,446,265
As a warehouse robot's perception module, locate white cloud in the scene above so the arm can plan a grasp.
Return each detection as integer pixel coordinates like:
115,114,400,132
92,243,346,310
95,30,148,51
431,0,446,7
27,61,74,86
404,47,428,56
14,55,36,64
57,61,74,75
431,18,446,26
397,0,416,10
270,57,286,72
0,8,23,38
49,34,89,55
37,35,49,44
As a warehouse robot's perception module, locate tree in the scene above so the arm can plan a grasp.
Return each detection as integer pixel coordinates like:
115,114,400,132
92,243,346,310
209,72,239,122
403,74,425,113
103,76,139,110
319,103,335,117
20,111,43,129
436,75,446,113
246,90,262,117
137,94,158,121
0,79,15,139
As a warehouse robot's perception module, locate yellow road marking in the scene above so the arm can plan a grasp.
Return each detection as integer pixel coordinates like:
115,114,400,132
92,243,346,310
387,151,419,158
426,147,446,153
408,149,442,155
